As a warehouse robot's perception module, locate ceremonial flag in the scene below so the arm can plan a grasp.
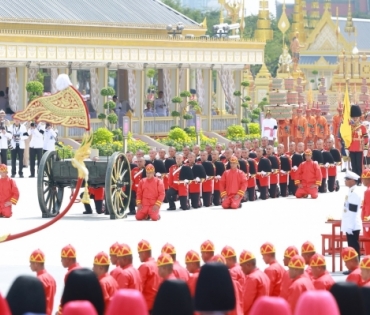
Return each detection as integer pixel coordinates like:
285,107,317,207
340,84,352,148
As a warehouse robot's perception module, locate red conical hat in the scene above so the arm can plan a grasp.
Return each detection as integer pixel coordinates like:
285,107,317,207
309,253,326,267
200,240,215,252
61,244,76,258
30,249,45,263
161,243,176,255
93,252,110,266
301,241,316,254
260,242,275,255
221,245,236,258
109,242,120,255
185,250,201,263
239,250,255,264
284,246,299,258
117,244,132,257
288,255,305,269
157,253,173,266
341,247,358,261
210,254,226,264
137,239,151,252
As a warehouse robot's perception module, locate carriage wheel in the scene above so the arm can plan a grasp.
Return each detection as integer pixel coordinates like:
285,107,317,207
37,151,64,218
105,152,132,219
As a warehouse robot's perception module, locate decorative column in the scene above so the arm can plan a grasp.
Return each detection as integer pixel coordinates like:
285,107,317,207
8,67,19,112
127,69,137,114
203,69,212,131
50,68,59,94
234,69,242,118
90,68,100,112
70,70,78,88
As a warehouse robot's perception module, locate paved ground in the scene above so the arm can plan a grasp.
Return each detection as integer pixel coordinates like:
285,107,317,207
0,166,359,312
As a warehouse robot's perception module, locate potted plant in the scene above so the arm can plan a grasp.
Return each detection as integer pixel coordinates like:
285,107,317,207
98,87,118,130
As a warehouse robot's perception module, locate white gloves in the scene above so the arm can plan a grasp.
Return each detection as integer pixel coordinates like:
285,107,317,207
156,172,161,177
216,175,221,180
325,163,329,168
345,229,353,235
292,166,298,171
184,179,189,184
280,170,286,174
195,177,201,183
206,176,209,180
261,171,266,176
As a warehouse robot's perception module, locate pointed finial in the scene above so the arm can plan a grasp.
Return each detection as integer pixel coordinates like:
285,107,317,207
345,0,355,36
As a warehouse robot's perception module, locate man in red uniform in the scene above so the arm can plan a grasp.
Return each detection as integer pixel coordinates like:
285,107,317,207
255,147,271,200
280,245,299,300
260,242,285,297
333,105,343,149
295,149,322,199
137,239,160,312
315,107,329,141
161,243,189,281
0,164,19,218
239,250,270,315
58,244,81,314
129,157,145,215
61,244,80,283
221,245,245,307
92,251,118,310
278,119,290,150
309,253,334,290
342,247,363,286
360,256,370,286
219,156,248,209
157,253,177,281
200,240,215,263
348,105,368,182
185,250,201,297
166,154,189,211
295,108,308,144
305,107,316,148
109,242,121,280
29,249,56,315
209,254,243,315
301,241,316,279
83,187,104,214
135,164,164,221
115,243,142,290
287,255,314,312
362,169,370,255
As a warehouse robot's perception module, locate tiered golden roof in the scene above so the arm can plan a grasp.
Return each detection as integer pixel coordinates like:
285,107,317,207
255,0,273,42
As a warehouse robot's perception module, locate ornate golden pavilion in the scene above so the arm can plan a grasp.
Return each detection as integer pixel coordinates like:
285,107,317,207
0,0,266,137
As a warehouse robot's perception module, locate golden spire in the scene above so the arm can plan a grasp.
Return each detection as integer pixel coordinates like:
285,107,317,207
292,0,305,42
254,0,273,42
218,0,224,24
324,0,331,13
309,0,320,29
278,0,290,45
345,0,355,36
301,0,308,28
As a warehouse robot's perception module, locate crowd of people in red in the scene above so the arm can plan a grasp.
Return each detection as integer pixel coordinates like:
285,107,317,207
1,239,370,315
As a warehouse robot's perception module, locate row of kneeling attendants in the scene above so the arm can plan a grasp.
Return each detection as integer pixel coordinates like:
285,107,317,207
81,145,347,218
3,241,370,315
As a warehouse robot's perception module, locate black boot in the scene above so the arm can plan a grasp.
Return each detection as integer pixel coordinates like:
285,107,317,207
83,204,93,214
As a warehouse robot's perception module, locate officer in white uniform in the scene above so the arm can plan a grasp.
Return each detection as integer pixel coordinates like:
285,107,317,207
43,123,57,152
154,91,167,117
341,171,363,257
0,125,11,164
28,121,45,177
261,110,277,145
8,119,29,178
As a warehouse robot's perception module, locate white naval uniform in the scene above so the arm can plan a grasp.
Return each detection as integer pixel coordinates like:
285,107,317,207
154,97,167,116
0,129,11,149
261,117,277,140
43,128,57,151
8,123,28,149
341,185,362,234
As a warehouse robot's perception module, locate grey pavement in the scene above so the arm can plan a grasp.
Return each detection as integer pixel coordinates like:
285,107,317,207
0,166,359,313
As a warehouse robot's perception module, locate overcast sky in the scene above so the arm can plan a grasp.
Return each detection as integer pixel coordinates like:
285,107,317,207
240,0,294,17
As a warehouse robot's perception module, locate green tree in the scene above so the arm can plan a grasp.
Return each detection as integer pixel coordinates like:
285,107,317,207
162,0,227,36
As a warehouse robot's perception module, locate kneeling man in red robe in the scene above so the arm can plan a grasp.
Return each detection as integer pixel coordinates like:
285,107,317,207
295,149,322,199
136,164,165,221
219,156,248,209
0,163,19,217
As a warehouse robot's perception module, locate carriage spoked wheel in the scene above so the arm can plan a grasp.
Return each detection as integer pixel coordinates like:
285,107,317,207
105,152,132,219
37,151,64,218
